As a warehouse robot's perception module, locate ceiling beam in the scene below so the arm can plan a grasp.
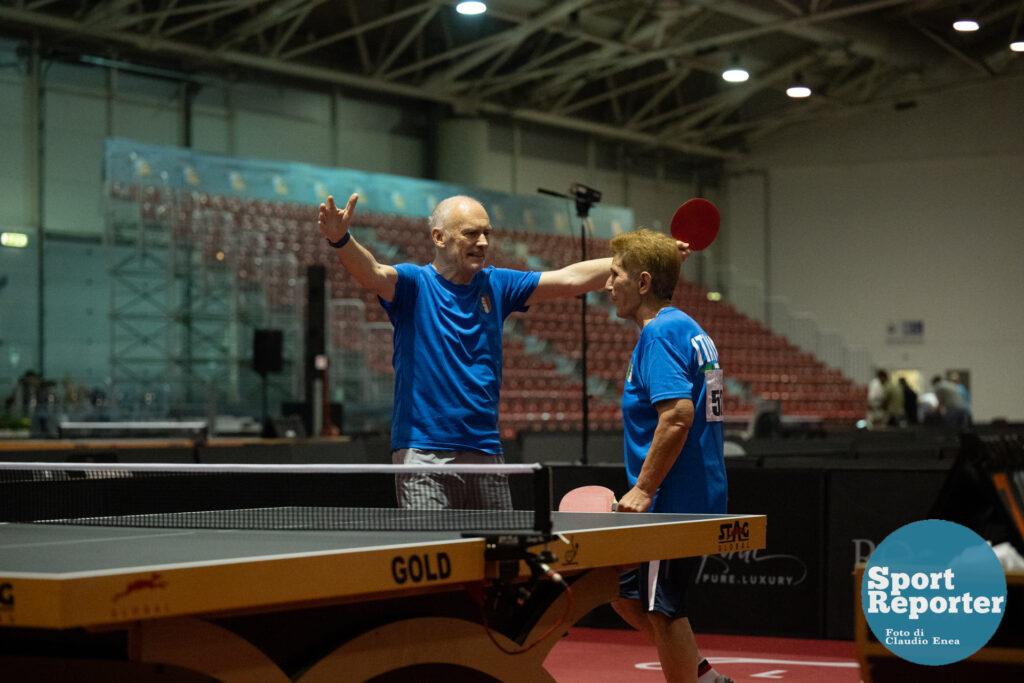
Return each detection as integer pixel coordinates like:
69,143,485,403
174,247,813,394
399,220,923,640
912,22,996,77
374,4,440,76
164,1,265,39
280,2,435,61
0,4,739,159
151,0,185,37
558,69,676,116
270,3,318,57
425,0,591,87
220,0,317,48
89,0,249,32
625,68,692,127
689,0,931,67
658,52,821,139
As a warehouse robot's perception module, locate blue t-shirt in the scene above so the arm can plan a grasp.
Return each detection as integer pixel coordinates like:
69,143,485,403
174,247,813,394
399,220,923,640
621,307,727,514
381,264,540,454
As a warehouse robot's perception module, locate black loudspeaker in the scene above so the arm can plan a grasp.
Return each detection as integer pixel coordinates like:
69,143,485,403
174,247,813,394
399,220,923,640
305,265,327,410
306,266,326,358
253,329,283,375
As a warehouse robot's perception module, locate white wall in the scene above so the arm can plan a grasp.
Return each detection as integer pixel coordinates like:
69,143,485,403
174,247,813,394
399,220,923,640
729,78,1024,421
0,77,34,235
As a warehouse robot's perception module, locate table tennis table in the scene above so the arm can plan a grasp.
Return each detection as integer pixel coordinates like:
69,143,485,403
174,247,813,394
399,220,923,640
0,511,766,682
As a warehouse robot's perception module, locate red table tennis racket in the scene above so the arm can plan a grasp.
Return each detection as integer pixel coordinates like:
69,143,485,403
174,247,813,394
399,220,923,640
558,485,618,512
670,198,720,251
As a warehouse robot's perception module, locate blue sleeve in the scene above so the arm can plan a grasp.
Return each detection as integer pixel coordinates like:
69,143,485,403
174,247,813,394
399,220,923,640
643,337,695,404
490,267,541,317
380,263,418,319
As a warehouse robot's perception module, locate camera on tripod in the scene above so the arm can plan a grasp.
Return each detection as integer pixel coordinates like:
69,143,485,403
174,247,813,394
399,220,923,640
569,183,602,206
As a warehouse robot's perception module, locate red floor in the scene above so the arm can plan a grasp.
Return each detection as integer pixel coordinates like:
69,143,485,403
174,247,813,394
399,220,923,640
545,628,861,682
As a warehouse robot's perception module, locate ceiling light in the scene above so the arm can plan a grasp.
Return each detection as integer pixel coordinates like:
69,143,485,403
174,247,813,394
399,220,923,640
722,67,749,83
786,72,811,98
456,1,487,15
1010,3,1024,52
953,19,979,32
722,54,749,82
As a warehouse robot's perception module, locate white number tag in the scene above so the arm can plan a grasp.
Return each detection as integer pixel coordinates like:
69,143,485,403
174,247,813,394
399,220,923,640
705,369,724,422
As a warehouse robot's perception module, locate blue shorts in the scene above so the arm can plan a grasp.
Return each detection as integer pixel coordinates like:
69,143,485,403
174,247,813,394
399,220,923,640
619,556,700,620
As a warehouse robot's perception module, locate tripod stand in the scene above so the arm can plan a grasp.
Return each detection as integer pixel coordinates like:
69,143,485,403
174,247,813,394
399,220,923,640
538,183,602,465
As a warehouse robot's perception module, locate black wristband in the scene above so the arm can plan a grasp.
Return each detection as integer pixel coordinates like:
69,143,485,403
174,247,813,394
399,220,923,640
327,232,352,249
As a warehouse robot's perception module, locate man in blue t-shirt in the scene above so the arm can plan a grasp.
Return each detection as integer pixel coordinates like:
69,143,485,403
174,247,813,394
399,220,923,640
318,193,690,509
605,229,730,683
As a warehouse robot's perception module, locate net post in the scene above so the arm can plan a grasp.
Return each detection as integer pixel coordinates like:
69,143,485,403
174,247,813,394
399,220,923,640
533,465,552,535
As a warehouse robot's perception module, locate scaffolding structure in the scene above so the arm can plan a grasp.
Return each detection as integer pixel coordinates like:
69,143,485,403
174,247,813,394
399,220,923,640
104,173,303,422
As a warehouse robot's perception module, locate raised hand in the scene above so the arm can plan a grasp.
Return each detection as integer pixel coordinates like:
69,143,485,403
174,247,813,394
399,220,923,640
318,193,359,242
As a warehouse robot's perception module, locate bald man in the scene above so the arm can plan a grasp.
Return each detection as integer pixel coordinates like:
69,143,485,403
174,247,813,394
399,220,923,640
319,193,687,509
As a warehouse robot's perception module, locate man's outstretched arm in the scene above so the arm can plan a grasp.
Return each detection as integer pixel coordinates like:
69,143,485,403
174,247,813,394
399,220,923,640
525,240,691,306
318,193,398,302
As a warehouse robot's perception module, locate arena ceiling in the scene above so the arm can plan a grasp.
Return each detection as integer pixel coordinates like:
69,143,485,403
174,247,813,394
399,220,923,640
2,0,1022,159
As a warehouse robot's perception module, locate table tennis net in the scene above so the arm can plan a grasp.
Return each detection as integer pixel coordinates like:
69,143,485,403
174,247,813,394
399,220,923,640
0,462,552,533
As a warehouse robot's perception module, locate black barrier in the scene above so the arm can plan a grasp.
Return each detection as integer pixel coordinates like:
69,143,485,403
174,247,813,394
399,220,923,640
689,468,826,638
931,432,1024,554
546,464,631,506
824,466,950,640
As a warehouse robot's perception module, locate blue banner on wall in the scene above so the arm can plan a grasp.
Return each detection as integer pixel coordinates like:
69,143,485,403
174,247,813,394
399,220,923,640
104,138,633,239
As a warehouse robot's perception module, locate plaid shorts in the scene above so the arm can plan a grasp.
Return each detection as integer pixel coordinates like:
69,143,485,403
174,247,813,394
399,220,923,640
392,448,513,510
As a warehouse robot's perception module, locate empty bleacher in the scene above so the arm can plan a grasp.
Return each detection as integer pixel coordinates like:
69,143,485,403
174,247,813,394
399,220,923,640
110,184,866,438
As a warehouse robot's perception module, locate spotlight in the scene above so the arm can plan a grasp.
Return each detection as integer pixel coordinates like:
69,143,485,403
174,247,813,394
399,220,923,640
1010,2,1024,52
953,19,979,32
456,1,487,15
722,55,749,82
786,72,811,98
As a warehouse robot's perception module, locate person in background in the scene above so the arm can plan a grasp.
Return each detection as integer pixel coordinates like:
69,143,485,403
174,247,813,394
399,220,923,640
918,390,942,426
605,229,731,683
883,372,903,427
949,371,971,414
931,374,971,430
898,377,918,426
867,369,892,429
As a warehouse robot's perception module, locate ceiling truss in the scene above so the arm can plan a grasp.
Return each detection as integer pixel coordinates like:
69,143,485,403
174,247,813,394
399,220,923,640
1,0,1021,159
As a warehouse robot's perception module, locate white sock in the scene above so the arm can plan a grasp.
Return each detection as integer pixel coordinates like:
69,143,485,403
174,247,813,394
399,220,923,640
697,658,726,683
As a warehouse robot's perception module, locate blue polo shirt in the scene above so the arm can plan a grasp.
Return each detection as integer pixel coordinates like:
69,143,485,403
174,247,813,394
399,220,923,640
621,307,727,513
381,263,540,454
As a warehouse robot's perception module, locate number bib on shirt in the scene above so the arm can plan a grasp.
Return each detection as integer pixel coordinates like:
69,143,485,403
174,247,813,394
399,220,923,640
705,368,724,422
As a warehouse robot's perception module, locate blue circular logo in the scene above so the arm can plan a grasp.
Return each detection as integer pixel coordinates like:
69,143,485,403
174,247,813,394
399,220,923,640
862,519,1007,665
